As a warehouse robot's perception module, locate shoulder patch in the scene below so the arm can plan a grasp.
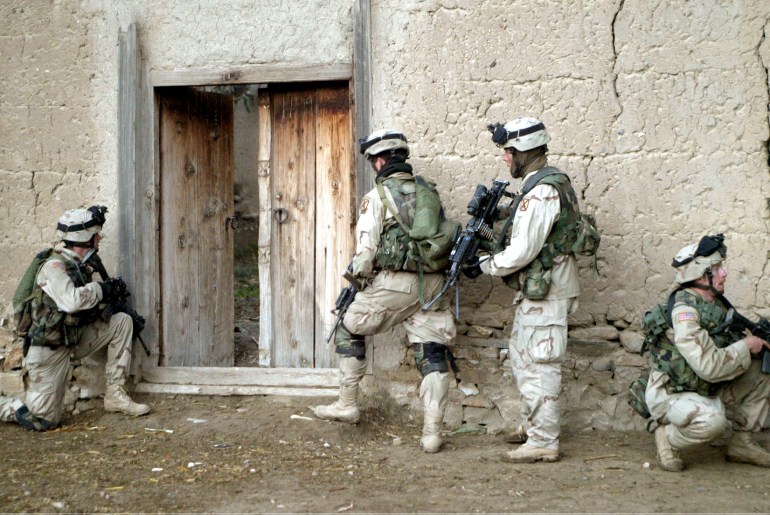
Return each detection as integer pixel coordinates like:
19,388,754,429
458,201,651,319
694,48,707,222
677,312,696,322
519,198,530,212
51,261,66,271
359,197,370,215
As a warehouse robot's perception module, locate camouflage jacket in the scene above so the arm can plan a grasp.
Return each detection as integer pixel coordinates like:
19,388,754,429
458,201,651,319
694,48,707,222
645,289,751,397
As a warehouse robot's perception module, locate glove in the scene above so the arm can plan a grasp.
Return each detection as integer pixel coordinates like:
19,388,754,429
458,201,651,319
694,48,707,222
461,256,484,279
99,277,127,303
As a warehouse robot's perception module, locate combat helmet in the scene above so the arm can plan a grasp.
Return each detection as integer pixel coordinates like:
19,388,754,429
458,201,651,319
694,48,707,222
56,206,108,245
672,233,726,285
358,129,409,159
488,117,550,151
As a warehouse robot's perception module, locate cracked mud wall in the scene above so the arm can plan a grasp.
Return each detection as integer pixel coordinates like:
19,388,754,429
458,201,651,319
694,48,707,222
369,0,770,325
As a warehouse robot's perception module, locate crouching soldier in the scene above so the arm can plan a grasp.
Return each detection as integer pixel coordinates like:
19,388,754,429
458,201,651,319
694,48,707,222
312,130,457,453
643,234,770,471
0,206,151,431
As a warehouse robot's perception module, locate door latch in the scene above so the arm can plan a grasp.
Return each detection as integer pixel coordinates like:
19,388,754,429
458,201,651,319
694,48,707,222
225,215,240,230
273,208,289,224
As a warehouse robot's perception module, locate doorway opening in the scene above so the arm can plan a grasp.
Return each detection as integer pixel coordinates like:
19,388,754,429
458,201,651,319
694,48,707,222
156,82,354,370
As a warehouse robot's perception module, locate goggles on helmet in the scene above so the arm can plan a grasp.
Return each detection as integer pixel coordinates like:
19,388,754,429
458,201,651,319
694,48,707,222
487,122,546,146
672,233,726,267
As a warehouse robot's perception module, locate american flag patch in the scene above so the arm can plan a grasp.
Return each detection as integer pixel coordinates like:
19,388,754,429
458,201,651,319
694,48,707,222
51,261,66,271
677,312,696,322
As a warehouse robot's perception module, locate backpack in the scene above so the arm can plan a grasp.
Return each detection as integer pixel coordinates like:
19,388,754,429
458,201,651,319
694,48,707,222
12,248,53,337
376,175,460,274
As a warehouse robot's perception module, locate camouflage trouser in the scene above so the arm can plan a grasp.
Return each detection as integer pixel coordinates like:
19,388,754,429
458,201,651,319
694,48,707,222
0,312,134,426
337,270,456,351
647,360,770,450
509,296,577,450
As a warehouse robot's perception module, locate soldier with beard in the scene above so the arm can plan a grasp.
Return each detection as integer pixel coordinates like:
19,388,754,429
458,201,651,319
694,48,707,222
467,117,582,463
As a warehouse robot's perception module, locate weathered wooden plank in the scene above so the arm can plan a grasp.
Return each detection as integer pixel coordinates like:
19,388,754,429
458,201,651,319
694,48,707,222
160,89,234,366
151,63,352,87
271,88,316,368
141,366,340,387
196,91,234,367
314,85,353,368
117,23,137,290
118,23,145,376
134,383,338,397
353,0,372,202
257,93,273,367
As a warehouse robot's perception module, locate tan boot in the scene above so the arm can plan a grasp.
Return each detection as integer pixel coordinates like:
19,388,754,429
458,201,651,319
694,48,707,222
726,432,770,467
501,443,559,463
503,424,528,444
655,425,684,472
419,372,450,453
104,384,151,416
313,357,366,424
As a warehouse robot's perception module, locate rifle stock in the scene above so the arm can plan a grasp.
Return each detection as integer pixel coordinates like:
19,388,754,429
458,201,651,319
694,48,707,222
325,264,360,344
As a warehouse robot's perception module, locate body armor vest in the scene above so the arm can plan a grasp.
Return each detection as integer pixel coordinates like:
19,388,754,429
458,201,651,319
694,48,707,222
27,252,96,348
503,169,581,299
644,289,744,397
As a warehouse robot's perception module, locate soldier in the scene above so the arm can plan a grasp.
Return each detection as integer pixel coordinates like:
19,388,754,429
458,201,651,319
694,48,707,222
313,129,457,453
466,117,582,463
644,234,770,471
0,206,150,431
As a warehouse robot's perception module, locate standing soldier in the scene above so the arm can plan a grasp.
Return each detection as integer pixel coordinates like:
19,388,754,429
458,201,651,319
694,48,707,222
0,206,150,431
313,130,457,453
468,117,582,463
643,234,770,471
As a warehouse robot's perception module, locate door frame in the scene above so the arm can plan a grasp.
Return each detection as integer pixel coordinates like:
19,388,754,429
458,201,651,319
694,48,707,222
118,2,371,393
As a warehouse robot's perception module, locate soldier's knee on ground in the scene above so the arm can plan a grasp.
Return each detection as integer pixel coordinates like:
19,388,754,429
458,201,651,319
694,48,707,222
414,342,449,377
15,405,55,432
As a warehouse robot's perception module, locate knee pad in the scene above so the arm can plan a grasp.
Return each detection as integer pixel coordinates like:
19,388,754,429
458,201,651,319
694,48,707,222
15,405,55,432
335,329,366,361
414,342,450,377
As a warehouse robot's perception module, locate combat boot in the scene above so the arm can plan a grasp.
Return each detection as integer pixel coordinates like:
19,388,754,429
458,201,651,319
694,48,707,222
104,384,151,416
501,443,559,463
655,425,684,472
503,424,528,444
726,431,770,467
313,356,366,424
419,371,450,453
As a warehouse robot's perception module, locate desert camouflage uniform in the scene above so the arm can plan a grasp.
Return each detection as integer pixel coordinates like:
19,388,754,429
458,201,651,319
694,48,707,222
646,289,770,450
0,245,134,426
481,167,580,451
340,170,456,349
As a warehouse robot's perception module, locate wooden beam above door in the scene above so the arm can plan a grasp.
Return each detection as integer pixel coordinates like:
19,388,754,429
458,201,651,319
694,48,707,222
151,63,352,87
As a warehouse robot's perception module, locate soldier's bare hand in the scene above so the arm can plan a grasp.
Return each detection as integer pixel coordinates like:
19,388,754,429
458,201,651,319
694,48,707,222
745,335,770,354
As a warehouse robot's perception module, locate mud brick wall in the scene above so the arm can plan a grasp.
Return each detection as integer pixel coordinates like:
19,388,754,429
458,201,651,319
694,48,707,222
1,1,770,430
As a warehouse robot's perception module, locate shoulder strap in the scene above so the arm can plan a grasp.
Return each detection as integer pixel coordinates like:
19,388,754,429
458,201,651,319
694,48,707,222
495,167,567,251
376,178,412,234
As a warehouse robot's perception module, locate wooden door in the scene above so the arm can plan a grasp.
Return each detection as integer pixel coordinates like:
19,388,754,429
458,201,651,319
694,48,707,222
269,83,353,368
159,87,235,367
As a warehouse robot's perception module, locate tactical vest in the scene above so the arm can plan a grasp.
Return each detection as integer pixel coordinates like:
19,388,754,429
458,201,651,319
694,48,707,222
27,252,96,349
643,289,744,397
374,174,455,274
502,169,582,299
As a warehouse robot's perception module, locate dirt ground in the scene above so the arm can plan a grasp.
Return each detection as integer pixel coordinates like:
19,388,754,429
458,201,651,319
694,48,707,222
2,394,770,513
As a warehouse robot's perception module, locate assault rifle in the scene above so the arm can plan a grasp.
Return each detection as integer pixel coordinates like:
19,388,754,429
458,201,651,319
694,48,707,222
719,309,770,374
83,250,151,357
422,179,513,314
325,265,363,344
